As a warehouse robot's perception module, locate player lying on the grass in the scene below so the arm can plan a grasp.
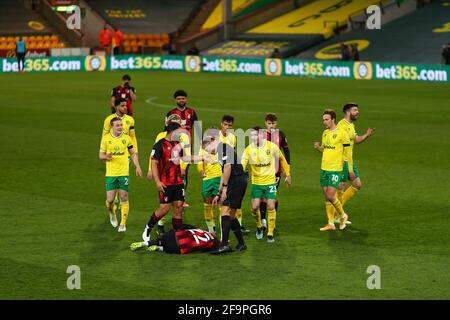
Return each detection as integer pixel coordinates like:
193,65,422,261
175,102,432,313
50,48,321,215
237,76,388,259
131,224,220,254
260,113,291,231
203,135,247,254
148,114,191,235
333,103,375,224
103,98,139,215
313,109,352,231
99,117,143,232
142,122,211,242
242,127,291,243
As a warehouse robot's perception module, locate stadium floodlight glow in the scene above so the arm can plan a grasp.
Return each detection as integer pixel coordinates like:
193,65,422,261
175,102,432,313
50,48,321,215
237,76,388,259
52,5,77,12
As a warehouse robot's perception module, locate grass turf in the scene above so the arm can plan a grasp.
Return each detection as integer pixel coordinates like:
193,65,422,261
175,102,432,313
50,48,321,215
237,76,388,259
1,70,449,299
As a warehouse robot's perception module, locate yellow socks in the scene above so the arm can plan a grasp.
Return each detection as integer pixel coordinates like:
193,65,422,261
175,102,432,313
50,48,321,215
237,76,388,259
251,209,263,228
120,201,129,226
203,203,216,232
332,198,346,218
267,209,276,236
342,186,358,205
326,202,335,224
106,200,114,214
235,208,243,226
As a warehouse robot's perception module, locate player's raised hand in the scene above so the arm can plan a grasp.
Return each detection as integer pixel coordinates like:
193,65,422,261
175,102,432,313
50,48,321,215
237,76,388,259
285,175,292,187
366,127,375,137
146,171,153,181
156,181,166,192
136,166,143,178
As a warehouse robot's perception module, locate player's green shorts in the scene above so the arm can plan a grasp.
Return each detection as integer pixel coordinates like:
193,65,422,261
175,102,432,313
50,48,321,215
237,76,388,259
251,183,277,200
341,161,360,182
105,176,129,191
320,170,342,188
201,177,220,199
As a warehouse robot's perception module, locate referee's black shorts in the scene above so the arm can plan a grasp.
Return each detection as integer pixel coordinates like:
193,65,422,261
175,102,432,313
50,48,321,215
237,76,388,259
222,175,247,209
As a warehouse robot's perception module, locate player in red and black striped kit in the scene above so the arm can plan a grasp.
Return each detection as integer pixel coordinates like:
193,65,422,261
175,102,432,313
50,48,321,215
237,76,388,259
165,90,198,207
142,122,208,242
131,224,220,254
110,74,137,116
260,113,291,229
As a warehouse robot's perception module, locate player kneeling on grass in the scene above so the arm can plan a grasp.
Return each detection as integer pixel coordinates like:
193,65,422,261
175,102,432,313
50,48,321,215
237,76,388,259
99,117,143,232
131,224,220,254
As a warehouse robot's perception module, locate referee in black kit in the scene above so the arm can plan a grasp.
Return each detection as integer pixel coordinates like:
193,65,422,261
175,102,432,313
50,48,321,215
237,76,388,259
203,134,247,254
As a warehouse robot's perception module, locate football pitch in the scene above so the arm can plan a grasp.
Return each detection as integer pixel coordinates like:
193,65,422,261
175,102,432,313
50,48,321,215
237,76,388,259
1,70,449,300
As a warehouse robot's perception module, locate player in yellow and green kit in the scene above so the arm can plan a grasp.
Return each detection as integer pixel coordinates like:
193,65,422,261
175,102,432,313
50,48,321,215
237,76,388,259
99,117,142,232
314,109,352,231
333,103,375,224
103,98,139,215
219,115,250,234
197,134,223,234
242,126,291,243
147,114,191,235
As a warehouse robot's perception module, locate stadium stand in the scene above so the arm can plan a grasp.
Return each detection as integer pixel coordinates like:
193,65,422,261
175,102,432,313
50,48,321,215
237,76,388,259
295,0,450,64
201,0,280,31
203,0,389,58
0,1,66,57
86,0,203,34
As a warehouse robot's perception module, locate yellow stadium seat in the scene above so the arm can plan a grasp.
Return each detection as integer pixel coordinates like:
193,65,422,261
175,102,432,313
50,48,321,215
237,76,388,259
0,37,6,42
130,39,138,46
129,34,137,40
58,43,66,48
0,43,6,50
22,36,29,42
43,41,51,48
28,42,37,49
43,35,51,41
36,41,44,49
6,43,15,50
131,46,138,53
14,36,19,41
6,36,14,42
123,46,131,53
36,35,44,41
29,36,37,41
138,34,146,40
50,35,58,41
50,40,58,48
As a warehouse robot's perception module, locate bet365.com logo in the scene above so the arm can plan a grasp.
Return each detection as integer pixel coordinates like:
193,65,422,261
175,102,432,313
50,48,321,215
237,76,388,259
85,55,107,71
354,62,373,80
264,59,282,76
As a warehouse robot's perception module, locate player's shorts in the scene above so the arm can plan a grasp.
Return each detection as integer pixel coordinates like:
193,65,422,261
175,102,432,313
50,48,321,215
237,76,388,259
320,170,342,188
251,183,277,200
222,175,247,209
159,184,185,204
105,176,129,191
201,177,220,199
341,161,360,182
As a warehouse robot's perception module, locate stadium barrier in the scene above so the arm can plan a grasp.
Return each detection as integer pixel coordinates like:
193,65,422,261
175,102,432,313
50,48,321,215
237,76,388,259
1,55,449,83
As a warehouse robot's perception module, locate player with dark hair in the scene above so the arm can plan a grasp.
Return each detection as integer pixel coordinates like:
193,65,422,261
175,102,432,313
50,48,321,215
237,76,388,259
260,113,291,230
204,136,247,254
165,90,199,207
142,122,209,241
110,74,137,115
314,109,352,231
131,224,220,254
333,103,375,224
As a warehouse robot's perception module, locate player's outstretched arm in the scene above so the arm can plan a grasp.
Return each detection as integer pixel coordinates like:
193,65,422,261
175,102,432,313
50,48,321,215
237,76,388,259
355,127,375,144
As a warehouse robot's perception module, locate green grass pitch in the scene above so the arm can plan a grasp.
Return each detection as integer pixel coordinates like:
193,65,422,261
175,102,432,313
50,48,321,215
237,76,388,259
1,70,449,299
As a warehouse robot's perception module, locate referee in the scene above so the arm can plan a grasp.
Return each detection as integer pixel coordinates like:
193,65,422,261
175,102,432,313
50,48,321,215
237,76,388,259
205,135,247,254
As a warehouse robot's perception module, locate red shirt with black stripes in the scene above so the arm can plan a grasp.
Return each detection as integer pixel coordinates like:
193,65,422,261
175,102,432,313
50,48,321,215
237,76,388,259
151,138,184,185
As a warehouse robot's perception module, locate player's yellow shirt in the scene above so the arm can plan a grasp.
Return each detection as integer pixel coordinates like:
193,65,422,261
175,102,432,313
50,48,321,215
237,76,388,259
197,148,222,180
321,127,351,172
151,131,191,171
337,119,356,162
103,113,138,153
100,133,133,177
242,141,289,186
220,131,237,149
